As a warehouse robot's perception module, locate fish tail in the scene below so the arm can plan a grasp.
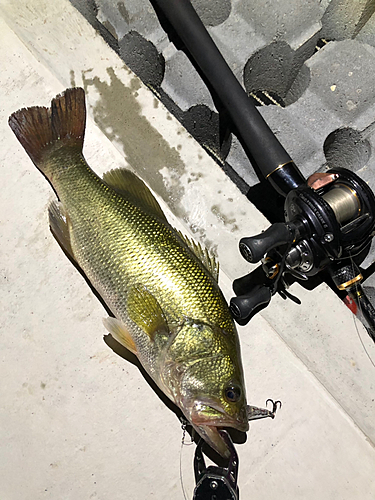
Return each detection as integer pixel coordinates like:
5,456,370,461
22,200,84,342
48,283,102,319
8,88,86,173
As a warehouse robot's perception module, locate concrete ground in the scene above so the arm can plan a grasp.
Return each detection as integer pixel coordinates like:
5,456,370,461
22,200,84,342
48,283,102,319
1,1,375,499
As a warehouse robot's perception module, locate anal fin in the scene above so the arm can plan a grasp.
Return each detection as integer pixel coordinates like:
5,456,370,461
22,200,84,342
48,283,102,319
103,317,138,355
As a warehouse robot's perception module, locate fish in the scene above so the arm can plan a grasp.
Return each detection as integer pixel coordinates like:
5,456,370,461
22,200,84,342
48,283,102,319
8,88,249,457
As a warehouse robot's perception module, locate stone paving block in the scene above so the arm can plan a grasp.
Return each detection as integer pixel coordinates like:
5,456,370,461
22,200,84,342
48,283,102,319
96,0,165,44
307,40,375,125
351,127,375,192
243,40,313,107
119,30,165,86
160,47,215,111
191,0,232,27
234,0,323,49
357,13,375,48
74,1,375,181
209,5,265,80
282,88,344,160
259,104,325,178
225,135,260,186
321,0,375,41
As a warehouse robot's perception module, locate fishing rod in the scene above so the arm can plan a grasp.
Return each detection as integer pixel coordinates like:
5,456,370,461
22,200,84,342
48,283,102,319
153,0,375,343
151,0,375,497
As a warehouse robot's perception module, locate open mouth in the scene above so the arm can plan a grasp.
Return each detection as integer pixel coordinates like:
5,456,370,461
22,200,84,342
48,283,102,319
187,399,249,457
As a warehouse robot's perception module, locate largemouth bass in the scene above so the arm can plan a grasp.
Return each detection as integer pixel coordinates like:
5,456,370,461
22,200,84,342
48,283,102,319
9,88,248,457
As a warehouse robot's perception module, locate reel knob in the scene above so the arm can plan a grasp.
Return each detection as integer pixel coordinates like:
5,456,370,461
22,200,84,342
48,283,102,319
239,223,293,263
230,285,272,321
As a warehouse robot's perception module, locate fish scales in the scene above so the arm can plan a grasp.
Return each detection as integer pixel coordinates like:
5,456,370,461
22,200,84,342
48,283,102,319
56,153,234,368
59,160,230,326
9,88,248,457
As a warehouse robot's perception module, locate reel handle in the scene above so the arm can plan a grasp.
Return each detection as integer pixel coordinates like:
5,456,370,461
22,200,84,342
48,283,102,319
239,223,293,263
230,285,272,321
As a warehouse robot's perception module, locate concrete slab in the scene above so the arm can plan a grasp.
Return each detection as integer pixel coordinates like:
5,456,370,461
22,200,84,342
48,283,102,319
1,1,375,499
307,40,375,125
161,48,215,111
234,0,323,49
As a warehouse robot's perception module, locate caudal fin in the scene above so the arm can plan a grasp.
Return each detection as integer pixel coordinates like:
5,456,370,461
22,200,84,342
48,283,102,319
8,87,86,168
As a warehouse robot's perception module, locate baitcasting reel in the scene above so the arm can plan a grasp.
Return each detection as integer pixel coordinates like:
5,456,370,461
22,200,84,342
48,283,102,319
153,0,375,342
230,166,375,340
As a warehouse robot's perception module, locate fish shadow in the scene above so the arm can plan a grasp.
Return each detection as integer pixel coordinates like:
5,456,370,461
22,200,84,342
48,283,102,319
54,233,185,415
103,333,185,421
104,333,247,467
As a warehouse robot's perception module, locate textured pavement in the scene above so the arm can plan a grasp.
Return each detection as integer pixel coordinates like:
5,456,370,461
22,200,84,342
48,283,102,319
69,1,375,173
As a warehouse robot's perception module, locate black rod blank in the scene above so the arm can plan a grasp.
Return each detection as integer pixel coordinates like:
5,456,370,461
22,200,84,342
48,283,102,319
153,0,305,194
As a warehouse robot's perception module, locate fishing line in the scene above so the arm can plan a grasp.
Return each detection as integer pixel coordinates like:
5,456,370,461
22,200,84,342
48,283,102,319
179,419,194,500
349,253,375,368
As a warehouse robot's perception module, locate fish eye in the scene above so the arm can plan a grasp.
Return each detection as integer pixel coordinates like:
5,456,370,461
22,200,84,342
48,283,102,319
224,384,241,403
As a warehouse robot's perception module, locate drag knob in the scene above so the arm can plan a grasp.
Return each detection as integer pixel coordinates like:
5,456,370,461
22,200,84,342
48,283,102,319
239,223,293,263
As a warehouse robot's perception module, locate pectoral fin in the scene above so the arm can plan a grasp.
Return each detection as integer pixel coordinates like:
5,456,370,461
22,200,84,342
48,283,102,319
127,285,169,341
103,316,137,355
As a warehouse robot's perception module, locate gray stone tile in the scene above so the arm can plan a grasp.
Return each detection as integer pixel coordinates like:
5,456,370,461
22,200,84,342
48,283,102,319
161,48,215,111
234,0,323,48
307,40,375,125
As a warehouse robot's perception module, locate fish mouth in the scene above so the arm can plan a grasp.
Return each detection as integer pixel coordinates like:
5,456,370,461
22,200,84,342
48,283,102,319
185,398,249,458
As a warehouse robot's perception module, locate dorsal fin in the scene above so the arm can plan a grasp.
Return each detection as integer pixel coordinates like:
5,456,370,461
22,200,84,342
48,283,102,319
102,168,167,222
177,231,219,282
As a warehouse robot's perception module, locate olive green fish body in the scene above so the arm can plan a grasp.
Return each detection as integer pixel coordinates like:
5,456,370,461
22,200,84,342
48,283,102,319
52,151,233,361
9,88,248,457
